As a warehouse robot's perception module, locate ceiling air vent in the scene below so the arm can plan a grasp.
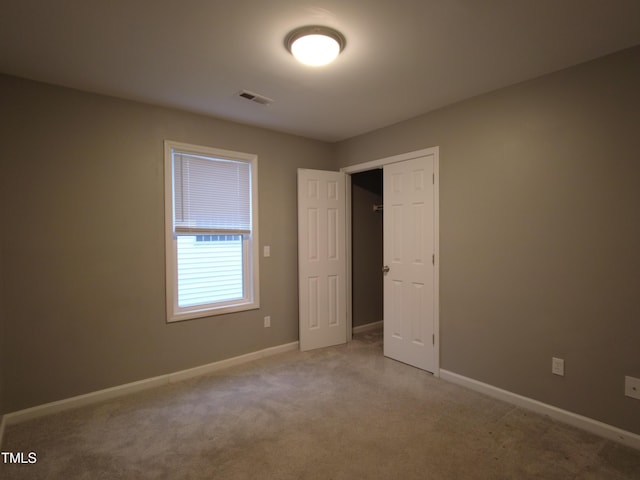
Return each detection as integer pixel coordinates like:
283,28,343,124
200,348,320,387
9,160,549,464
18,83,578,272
237,90,274,106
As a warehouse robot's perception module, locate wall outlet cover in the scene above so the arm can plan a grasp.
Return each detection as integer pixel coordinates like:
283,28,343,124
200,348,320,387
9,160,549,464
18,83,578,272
625,376,640,400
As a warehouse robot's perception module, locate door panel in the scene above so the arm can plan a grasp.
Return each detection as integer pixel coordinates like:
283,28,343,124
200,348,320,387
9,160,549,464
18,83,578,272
298,169,347,351
383,155,436,372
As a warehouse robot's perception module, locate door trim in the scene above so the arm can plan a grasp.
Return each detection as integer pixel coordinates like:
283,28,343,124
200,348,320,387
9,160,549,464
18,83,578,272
341,147,440,377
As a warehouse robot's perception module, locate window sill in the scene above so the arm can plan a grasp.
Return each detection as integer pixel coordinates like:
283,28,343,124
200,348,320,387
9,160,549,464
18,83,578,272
167,300,260,323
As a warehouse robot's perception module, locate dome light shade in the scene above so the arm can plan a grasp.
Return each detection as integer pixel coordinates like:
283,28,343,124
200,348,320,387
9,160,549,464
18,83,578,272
285,26,346,66
291,34,339,66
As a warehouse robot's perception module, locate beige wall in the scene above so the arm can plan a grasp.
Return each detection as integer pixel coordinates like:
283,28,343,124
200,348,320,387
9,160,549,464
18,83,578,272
2,46,639,436
336,46,640,435
0,75,335,412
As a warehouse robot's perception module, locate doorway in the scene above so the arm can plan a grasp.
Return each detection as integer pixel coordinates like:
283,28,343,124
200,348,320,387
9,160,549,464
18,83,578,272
351,169,384,334
344,147,440,375
298,147,440,375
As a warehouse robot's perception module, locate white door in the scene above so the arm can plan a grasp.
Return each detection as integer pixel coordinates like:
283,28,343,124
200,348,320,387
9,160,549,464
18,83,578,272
298,169,347,351
383,155,436,372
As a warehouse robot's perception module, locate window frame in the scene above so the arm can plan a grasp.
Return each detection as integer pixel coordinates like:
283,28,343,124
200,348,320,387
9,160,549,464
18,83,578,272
164,140,260,322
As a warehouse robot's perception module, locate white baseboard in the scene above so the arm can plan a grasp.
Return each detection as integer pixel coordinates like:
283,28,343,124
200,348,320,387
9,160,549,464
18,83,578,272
4,341,299,428
440,369,640,451
353,320,383,334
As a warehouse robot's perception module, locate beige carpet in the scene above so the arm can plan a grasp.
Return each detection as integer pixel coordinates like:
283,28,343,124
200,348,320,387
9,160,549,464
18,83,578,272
2,328,639,479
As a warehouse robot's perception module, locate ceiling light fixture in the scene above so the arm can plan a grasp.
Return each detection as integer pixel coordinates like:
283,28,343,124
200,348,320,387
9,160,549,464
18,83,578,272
285,26,346,67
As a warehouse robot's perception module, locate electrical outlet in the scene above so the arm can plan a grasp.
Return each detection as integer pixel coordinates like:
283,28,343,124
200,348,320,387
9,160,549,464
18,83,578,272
552,357,565,376
264,316,271,328
625,376,640,400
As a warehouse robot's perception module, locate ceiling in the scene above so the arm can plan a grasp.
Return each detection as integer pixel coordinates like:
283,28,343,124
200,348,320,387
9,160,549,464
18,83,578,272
1,1,639,142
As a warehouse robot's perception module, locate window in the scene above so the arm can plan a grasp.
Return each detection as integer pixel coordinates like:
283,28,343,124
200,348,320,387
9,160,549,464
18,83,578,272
164,141,259,321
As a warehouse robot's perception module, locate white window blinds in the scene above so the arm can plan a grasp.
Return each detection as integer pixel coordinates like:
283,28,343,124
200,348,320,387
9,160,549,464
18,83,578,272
173,153,252,235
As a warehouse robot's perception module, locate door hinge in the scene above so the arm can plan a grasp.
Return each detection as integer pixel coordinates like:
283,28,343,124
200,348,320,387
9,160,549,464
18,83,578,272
432,254,435,265
432,334,435,345
432,173,435,184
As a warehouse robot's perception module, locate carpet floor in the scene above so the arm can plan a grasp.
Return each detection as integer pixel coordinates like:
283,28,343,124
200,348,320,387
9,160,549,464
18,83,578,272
2,328,639,479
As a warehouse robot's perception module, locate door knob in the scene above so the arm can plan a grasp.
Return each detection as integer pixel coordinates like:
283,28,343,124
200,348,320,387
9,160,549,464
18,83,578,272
382,265,390,274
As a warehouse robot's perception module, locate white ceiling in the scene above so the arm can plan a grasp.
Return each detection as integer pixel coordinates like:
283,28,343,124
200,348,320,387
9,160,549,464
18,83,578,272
1,1,639,142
